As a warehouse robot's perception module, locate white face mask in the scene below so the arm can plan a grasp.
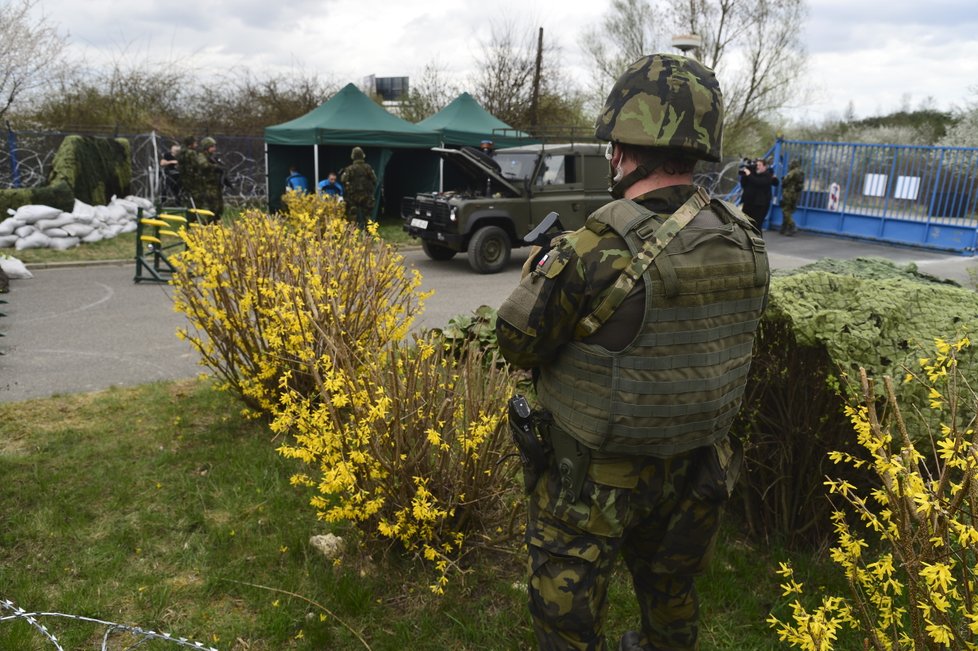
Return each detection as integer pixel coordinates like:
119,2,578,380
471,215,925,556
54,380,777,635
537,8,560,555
605,143,624,183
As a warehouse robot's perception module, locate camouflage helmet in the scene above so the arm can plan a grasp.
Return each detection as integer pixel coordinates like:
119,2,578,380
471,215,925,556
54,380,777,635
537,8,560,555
351,146,365,161
595,54,723,162
200,136,216,148
789,158,801,169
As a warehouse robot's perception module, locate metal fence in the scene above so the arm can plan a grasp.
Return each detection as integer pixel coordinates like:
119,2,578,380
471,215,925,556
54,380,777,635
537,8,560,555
770,138,978,255
1,129,267,207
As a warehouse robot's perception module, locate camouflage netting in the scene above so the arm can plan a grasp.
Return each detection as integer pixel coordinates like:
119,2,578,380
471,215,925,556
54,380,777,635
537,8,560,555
48,136,131,206
732,257,978,546
0,180,74,215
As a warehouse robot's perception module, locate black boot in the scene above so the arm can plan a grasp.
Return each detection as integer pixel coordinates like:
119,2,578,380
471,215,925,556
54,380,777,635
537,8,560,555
619,630,648,650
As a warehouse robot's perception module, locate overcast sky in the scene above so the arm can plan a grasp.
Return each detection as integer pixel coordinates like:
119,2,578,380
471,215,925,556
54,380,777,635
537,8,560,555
29,0,978,126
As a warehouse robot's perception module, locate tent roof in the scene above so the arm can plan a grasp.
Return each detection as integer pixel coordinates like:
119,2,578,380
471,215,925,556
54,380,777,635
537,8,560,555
264,83,439,147
416,92,533,147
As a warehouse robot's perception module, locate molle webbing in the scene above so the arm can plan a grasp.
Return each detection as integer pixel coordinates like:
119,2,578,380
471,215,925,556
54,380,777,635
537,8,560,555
575,187,710,339
536,195,769,457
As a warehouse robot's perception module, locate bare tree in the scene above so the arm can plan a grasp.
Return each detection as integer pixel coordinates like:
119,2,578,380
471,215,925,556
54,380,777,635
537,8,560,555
581,0,665,102
472,19,589,133
397,60,459,123
582,0,809,152
0,0,71,123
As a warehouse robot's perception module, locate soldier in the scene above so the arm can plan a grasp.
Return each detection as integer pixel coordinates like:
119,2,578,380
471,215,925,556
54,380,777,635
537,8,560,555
780,159,804,236
176,136,200,207
196,136,227,220
495,54,770,651
340,146,378,230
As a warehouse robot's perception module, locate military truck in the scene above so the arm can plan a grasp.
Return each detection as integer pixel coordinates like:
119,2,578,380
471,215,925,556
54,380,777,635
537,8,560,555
401,143,610,273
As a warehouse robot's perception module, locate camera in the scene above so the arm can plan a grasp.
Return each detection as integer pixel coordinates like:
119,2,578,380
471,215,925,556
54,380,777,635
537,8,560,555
738,157,756,175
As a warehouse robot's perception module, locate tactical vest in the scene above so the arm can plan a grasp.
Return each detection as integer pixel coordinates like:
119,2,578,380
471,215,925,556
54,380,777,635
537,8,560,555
536,196,769,457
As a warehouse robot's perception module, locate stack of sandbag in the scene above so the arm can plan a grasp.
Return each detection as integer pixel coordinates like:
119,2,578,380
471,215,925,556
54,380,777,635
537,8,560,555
0,196,156,251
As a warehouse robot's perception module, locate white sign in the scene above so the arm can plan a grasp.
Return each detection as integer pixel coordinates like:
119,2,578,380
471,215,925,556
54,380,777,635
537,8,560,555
863,174,887,197
893,176,921,201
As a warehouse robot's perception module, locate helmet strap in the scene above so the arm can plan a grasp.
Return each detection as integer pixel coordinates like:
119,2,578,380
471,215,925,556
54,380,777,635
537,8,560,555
608,159,664,200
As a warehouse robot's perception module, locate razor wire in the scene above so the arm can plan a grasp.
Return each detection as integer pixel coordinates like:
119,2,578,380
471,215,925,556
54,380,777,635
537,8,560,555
1,130,266,207
0,598,219,651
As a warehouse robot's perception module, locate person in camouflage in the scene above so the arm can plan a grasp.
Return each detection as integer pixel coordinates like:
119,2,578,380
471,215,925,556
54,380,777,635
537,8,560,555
496,54,770,651
176,136,201,207
340,146,377,230
779,159,804,235
195,136,227,220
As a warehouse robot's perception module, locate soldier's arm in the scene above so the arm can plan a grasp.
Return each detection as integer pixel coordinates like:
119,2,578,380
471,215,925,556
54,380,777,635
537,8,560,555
496,233,595,369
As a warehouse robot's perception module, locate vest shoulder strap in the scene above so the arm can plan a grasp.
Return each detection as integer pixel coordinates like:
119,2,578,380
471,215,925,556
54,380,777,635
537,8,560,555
711,198,769,287
575,187,711,339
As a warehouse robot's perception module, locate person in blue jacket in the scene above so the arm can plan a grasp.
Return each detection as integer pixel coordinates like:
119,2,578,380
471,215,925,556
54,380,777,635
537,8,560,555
285,165,310,193
318,171,344,198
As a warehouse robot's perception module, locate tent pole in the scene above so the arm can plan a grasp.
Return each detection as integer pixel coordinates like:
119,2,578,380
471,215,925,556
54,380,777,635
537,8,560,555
439,140,444,192
314,144,320,193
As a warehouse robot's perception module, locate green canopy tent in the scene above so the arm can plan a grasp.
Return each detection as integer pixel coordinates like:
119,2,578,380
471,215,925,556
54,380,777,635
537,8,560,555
264,83,441,215
416,93,536,190
416,92,532,148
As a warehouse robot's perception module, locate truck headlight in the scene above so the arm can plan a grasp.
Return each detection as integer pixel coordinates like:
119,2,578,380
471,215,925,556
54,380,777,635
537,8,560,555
450,206,458,222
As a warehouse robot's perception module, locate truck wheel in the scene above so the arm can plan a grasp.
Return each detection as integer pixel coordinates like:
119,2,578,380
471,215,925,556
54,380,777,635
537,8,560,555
422,240,457,261
467,225,511,274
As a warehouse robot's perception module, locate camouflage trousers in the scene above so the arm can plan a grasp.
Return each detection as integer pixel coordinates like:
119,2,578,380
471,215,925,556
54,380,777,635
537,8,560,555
525,434,741,651
346,203,370,230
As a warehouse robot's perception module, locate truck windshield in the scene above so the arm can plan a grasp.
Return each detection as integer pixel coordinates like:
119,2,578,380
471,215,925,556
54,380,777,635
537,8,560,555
494,153,539,181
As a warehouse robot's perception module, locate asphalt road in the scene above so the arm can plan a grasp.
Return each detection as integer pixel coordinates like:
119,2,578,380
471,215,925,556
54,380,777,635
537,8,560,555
1,230,974,403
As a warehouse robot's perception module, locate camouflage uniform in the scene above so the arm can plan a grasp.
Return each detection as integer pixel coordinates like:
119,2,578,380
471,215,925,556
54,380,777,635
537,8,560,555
780,160,804,235
340,146,377,229
496,54,769,651
194,137,225,219
176,140,202,208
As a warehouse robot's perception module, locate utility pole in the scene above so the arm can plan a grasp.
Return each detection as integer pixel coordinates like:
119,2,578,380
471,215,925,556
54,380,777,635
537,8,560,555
530,27,543,132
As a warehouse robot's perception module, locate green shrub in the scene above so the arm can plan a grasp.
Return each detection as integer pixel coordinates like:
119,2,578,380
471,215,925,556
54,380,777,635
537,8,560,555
769,336,978,649
0,180,74,214
733,258,978,546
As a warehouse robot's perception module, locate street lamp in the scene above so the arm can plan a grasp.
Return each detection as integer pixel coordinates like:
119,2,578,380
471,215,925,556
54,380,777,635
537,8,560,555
671,34,702,59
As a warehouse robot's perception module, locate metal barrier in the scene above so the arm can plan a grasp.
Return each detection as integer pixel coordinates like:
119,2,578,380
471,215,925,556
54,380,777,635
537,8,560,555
769,138,978,255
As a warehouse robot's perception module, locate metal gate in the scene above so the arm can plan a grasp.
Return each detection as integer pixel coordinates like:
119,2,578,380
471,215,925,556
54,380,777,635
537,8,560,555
769,138,978,256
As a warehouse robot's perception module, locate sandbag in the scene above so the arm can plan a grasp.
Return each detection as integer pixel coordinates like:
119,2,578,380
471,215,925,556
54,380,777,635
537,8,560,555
111,197,140,216
48,236,80,250
0,235,18,248
125,195,154,209
81,230,104,243
62,223,95,238
14,225,36,238
0,255,33,279
35,214,74,231
13,205,62,224
15,231,51,250
43,227,70,238
119,220,138,234
72,199,96,221
0,217,23,236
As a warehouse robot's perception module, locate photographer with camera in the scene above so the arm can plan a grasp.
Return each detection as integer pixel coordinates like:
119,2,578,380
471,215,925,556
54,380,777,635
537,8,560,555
739,157,779,232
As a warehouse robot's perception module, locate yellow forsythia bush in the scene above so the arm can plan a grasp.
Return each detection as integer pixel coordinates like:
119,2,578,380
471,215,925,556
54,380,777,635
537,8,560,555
769,335,978,650
275,334,520,592
171,193,522,589
171,192,423,414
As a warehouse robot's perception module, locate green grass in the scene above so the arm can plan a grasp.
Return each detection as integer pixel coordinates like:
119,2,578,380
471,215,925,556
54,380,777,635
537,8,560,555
0,378,840,650
9,213,414,266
